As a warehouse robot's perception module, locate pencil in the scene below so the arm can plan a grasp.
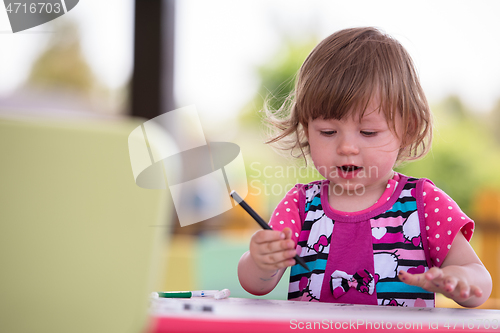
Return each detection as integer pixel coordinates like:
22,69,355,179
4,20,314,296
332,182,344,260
230,190,310,272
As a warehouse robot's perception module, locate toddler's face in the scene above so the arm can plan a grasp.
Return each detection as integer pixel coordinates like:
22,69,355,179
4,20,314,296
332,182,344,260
306,98,402,195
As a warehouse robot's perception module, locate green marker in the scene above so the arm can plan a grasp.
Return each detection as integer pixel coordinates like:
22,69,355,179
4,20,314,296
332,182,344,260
154,290,219,298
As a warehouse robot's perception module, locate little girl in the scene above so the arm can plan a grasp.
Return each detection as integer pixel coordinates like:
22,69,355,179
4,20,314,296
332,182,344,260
238,27,492,308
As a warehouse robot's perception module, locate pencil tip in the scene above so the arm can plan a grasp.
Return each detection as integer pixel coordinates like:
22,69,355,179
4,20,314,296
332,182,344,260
230,190,242,204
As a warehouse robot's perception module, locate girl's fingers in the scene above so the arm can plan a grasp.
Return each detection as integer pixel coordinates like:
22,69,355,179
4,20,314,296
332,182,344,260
400,269,444,292
443,276,458,293
470,285,483,298
253,228,293,245
399,269,483,302
275,258,297,269
260,257,296,270
251,230,295,254
399,270,427,287
252,230,284,244
256,238,295,255
281,227,293,239
425,267,444,281
259,248,298,264
455,280,470,299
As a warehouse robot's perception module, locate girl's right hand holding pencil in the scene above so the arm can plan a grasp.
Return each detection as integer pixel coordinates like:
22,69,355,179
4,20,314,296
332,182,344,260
249,227,297,272
238,227,297,295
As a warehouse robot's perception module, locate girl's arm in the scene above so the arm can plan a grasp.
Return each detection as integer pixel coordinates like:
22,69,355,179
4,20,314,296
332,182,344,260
238,227,296,295
399,232,492,308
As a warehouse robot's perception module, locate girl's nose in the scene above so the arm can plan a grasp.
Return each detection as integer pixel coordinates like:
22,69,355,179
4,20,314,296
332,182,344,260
336,135,360,156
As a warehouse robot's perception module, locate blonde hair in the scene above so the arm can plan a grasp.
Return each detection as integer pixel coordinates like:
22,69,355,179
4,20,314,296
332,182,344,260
264,27,432,165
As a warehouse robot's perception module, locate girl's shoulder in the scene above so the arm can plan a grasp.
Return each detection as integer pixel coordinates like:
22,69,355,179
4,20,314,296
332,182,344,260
294,179,324,190
416,179,475,267
292,180,325,202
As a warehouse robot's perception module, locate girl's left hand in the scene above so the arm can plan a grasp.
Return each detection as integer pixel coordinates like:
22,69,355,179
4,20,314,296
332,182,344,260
398,267,483,303
398,233,491,308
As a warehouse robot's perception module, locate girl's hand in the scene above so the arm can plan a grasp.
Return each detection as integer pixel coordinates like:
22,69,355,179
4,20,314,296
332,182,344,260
249,227,297,273
398,266,483,303
397,232,491,307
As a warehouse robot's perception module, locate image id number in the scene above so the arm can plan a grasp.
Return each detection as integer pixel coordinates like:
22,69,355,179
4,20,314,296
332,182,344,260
444,319,499,330
6,2,62,14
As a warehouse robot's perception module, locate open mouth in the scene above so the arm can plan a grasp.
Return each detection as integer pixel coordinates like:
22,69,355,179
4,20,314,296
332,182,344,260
339,165,361,172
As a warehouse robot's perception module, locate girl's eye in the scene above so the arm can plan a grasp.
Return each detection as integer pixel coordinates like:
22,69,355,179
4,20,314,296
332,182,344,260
320,130,336,136
361,131,377,137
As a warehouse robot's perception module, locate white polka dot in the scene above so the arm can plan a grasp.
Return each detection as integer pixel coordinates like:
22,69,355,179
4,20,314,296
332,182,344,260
295,232,299,237
464,230,468,235
435,197,439,201
284,201,288,205
461,216,465,220
279,221,284,224
424,203,426,206
286,208,291,212
427,237,429,240
447,244,451,249
447,230,451,235
423,192,426,196
448,206,452,210
387,197,390,201
447,217,452,222
435,234,440,238
294,199,298,202
387,184,391,188
291,219,295,224
436,258,440,262
425,213,428,218
293,191,297,194
437,221,440,226
434,188,438,192
275,212,279,216
434,208,439,213
426,226,430,230
436,247,440,251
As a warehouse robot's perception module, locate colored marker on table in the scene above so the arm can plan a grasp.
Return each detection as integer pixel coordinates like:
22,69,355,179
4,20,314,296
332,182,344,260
151,289,231,299
230,190,310,272
155,290,219,298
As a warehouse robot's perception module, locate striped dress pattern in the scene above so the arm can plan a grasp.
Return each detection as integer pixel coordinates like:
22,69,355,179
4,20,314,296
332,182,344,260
288,175,435,307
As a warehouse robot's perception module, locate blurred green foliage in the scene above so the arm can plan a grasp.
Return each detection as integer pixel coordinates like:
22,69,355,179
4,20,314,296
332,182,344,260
238,37,500,217
397,96,500,214
239,37,318,127
236,37,321,213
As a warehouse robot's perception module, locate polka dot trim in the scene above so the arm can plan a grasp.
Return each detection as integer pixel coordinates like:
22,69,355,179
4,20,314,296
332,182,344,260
270,180,476,270
268,186,302,244
423,181,474,267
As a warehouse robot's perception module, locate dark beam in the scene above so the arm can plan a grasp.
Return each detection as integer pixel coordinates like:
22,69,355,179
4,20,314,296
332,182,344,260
131,0,175,119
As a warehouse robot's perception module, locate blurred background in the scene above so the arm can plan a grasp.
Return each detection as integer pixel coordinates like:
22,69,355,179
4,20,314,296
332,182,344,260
1,0,499,309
